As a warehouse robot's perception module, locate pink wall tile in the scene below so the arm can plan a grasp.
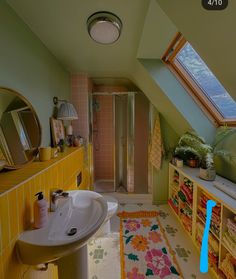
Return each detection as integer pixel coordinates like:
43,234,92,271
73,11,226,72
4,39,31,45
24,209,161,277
71,80,129,181
71,73,92,143
92,85,128,181
93,95,114,180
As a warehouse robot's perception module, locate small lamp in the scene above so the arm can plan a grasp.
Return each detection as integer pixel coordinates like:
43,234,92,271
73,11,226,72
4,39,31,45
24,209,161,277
53,97,78,135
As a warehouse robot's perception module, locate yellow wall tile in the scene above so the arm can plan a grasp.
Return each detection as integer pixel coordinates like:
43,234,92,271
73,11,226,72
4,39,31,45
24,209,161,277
23,182,32,230
52,265,58,279
0,195,10,251
8,190,19,242
2,245,12,279
0,253,3,279
44,170,51,202
17,186,25,234
0,148,84,279
3,242,24,279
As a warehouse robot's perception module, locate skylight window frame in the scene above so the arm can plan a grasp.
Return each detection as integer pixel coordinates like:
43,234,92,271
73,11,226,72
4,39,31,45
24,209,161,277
162,33,236,126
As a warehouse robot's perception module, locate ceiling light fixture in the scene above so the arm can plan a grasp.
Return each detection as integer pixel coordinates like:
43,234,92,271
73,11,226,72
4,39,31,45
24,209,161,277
87,11,122,44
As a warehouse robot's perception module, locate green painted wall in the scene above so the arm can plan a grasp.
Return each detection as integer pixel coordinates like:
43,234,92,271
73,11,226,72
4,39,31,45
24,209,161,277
140,59,216,144
131,57,216,203
151,106,179,204
131,61,192,137
0,1,70,145
131,58,192,204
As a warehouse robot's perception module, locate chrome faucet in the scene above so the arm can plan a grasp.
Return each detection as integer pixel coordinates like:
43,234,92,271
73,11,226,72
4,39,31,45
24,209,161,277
50,189,69,212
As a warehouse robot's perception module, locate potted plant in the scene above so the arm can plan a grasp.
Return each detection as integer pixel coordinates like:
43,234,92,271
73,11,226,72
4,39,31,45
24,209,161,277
173,132,216,178
174,146,200,167
199,153,216,181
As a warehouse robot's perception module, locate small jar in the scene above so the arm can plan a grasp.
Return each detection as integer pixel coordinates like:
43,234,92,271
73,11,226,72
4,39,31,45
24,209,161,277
187,158,199,168
176,159,183,168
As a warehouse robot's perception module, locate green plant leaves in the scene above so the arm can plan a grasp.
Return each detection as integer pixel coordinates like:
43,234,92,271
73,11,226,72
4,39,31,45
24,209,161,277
125,229,129,234
146,269,154,276
170,266,179,275
162,247,167,254
126,253,139,261
150,224,158,231
125,235,133,244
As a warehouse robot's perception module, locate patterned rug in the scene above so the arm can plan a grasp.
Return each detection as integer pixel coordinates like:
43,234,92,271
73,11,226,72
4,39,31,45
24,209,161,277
118,211,183,279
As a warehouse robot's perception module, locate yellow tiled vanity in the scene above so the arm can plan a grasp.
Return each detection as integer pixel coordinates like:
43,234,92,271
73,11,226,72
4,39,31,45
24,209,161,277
0,147,88,279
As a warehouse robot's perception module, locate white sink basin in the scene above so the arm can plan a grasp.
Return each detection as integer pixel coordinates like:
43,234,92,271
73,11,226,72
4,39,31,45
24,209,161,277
17,190,107,265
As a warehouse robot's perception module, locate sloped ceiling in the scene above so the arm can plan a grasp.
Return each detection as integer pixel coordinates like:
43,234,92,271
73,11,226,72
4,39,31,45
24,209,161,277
157,0,236,101
6,0,218,140
7,0,149,77
137,0,177,59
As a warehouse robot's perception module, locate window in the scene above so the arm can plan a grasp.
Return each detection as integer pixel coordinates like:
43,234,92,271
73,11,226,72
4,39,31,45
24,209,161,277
162,33,236,126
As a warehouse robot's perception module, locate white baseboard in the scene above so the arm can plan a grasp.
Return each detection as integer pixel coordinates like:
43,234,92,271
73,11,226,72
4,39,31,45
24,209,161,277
103,192,153,204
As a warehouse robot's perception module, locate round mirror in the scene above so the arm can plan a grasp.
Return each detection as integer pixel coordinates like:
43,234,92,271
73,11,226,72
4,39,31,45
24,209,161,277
0,87,41,169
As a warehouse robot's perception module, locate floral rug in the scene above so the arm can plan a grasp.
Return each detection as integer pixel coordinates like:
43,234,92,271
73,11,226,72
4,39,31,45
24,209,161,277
118,211,183,279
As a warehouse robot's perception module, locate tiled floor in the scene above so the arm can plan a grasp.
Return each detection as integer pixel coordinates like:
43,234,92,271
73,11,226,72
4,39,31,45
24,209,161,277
88,203,212,279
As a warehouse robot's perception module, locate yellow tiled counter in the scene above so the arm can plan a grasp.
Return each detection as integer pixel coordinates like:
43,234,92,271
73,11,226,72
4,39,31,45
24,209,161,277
0,147,88,279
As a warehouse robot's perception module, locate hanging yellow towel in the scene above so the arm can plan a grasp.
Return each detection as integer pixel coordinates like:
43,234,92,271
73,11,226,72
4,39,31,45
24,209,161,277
149,114,164,170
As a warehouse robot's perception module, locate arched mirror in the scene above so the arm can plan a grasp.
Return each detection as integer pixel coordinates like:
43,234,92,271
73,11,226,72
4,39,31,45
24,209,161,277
0,87,41,169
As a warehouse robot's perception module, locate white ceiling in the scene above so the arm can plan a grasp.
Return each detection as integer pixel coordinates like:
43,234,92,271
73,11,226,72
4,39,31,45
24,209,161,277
7,0,150,77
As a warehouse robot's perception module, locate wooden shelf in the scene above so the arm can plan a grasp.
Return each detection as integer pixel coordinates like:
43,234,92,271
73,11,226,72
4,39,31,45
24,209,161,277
196,215,220,241
170,164,236,211
221,239,236,258
179,198,192,210
169,163,236,279
193,239,220,279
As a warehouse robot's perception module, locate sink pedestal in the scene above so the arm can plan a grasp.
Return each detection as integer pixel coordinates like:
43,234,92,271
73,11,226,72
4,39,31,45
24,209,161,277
57,245,88,279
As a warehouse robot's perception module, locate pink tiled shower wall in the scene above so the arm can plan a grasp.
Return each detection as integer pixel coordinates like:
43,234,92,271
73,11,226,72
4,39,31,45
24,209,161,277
71,79,128,181
93,85,127,181
93,95,114,180
71,73,92,143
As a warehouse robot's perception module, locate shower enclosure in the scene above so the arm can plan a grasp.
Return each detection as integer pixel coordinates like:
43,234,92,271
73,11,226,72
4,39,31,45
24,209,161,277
91,92,150,193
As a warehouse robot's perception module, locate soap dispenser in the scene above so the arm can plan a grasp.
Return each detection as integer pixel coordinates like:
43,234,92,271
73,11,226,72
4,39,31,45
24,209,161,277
34,192,48,229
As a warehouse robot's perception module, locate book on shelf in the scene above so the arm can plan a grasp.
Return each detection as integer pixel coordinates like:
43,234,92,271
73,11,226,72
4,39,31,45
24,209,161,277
196,222,219,271
222,216,236,259
220,253,236,279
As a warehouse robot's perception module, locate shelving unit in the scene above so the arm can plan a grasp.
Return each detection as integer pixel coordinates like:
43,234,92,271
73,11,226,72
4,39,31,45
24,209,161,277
179,176,193,234
168,168,179,214
168,163,236,279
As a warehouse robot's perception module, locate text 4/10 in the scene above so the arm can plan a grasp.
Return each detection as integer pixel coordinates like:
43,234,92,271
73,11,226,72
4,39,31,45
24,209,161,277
208,0,223,5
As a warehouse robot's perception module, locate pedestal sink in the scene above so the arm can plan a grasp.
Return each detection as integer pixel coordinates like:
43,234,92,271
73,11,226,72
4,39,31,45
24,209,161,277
17,190,107,279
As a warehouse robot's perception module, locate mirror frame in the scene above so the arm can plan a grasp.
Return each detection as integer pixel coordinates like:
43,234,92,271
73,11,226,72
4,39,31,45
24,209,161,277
0,87,42,169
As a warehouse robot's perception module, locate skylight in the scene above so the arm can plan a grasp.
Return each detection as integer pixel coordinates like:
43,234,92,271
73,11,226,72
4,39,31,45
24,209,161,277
162,33,236,125
176,43,236,119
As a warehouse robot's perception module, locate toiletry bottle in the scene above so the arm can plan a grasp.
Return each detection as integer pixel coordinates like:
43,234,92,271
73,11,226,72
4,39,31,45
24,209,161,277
34,192,48,229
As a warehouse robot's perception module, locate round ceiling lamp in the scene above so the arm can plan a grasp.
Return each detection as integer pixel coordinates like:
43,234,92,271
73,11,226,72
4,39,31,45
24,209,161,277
87,11,122,44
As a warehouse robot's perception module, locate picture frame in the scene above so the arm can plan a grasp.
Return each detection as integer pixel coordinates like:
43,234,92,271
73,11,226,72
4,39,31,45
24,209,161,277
50,117,65,147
